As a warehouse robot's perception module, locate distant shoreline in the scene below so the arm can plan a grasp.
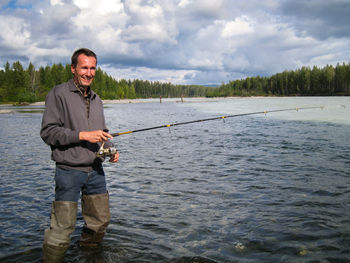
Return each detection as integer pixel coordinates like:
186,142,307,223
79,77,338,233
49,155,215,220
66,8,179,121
0,97,271,113
104,96,281,104
1,96,348,115
1,96,271,108
1,96,338,113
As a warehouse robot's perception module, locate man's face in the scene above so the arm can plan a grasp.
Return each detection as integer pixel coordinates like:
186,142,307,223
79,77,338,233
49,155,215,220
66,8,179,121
71,54,96,87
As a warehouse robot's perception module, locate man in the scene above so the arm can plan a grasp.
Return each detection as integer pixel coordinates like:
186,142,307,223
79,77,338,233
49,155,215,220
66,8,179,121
40,48,119,262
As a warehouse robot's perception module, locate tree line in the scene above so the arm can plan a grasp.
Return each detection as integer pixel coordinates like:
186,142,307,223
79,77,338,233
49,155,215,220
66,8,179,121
208,63,350,97
0,61,349,103
0,61,213,103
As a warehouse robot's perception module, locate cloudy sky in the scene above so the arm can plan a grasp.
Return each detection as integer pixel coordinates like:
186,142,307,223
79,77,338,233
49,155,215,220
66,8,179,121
1,0,349,85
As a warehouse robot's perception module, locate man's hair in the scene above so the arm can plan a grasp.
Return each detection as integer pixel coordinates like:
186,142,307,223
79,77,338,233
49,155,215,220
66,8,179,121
71,48,97,67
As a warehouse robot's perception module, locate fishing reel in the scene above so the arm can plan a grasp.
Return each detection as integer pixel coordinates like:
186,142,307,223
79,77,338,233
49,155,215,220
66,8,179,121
96,141,118,159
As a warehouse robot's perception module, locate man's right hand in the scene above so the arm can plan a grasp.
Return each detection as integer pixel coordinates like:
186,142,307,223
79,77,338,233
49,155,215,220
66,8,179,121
79,130,113,143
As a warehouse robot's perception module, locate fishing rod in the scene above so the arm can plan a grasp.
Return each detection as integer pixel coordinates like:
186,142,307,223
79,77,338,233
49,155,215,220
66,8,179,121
97,105,330,158
110,106,326,137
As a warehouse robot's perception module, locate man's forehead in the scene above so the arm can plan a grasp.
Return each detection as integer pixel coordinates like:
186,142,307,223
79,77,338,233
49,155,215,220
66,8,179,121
77,54,96,65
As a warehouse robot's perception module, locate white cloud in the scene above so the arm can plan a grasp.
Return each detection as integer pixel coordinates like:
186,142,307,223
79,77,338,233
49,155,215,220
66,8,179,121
122,0,178,44
221,16,255,38
105,65,198,84
188,57,222,69
71,0,127,30
0,0,349,85
178,0,190,8
50,0,64,6
73,0,124,15
194,0,225,17
0,15,31,50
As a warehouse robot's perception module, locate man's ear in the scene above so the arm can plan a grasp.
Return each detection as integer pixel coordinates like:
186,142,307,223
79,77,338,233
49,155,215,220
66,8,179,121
71,64,75,75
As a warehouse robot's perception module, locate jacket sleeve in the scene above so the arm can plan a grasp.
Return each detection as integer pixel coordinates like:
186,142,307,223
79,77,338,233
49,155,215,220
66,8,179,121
40,88,80,146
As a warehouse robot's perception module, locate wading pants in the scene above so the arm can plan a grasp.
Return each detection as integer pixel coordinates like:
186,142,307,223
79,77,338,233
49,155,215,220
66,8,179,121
42,166,110,262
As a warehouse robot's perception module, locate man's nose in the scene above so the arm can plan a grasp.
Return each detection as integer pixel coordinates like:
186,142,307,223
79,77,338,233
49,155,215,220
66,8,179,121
86,69,93,76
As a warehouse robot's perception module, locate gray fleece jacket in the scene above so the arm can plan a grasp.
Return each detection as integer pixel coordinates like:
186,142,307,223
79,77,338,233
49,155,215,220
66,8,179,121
40,79,113,172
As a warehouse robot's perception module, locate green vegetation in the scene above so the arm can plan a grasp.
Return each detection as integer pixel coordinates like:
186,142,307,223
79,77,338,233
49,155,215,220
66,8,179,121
0,61,213,103
208,63,350,97
0,61,349,103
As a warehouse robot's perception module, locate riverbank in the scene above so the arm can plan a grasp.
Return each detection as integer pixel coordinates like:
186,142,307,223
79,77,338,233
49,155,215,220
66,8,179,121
102,97,224,104
0,98,214,113
1,97,229,109
0,96,292,114
2,96,276,105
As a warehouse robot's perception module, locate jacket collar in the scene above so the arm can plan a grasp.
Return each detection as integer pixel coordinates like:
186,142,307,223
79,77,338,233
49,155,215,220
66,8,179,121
67,79,97,99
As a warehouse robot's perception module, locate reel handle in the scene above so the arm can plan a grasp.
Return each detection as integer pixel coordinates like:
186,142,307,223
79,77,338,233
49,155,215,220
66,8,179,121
96,142,118,158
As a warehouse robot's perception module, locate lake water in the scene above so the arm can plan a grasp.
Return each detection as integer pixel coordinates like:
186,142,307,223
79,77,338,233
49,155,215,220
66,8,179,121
0,97,349,262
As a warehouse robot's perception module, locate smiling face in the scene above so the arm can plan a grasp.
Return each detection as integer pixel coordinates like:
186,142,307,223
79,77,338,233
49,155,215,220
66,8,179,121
71,54,97,87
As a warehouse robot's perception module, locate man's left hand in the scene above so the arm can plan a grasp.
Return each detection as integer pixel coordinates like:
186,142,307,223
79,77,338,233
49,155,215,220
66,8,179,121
109,152,120,163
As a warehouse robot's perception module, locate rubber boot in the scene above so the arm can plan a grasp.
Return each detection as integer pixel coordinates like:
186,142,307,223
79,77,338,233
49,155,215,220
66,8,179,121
80,192,110,247
42,201,77,263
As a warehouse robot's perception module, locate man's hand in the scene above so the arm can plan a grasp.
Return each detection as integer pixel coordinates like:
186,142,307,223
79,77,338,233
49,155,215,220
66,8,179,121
109,152,120,163
79,130,112,143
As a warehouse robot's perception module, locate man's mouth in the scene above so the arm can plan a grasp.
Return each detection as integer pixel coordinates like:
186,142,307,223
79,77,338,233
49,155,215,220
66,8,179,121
79,76,94,86
82,76,93,82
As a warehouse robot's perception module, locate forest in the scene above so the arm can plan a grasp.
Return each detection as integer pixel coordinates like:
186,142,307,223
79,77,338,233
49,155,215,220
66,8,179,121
0,61,212,103
207,63,350,97
0,61,349,103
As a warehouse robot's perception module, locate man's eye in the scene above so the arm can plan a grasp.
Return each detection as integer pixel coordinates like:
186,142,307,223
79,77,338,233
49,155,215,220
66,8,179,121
79,67,96,70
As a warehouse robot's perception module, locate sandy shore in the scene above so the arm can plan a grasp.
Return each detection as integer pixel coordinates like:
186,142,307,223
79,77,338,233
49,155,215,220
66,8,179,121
0,97,278,113
0,109,13,114
29,97,236,105
100,96,268,104
102,97,222,104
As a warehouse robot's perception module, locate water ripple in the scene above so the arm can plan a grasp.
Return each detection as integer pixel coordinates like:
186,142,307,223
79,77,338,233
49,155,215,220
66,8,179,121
1,99,350,262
